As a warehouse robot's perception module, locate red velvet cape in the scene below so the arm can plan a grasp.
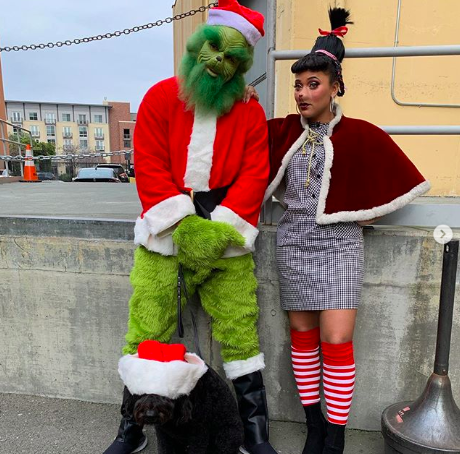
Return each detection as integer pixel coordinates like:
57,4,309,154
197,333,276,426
264,107,431,224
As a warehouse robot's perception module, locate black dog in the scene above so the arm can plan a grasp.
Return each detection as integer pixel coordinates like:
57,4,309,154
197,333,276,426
127,366,243,454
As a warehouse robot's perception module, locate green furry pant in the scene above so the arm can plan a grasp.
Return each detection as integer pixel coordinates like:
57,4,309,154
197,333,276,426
124,247,261,363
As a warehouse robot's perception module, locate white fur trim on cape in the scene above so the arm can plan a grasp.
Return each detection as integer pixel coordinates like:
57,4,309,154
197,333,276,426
316,180,431,224
207,10,262,46
223,353,265,380
118,353,208,398
263,105,343,205
184,110,217,192
211,205,259,252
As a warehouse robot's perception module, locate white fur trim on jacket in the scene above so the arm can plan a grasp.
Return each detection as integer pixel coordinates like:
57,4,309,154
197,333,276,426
223,353,265,380
184,110,217,192
142,194,196,237
118,353,208,398
211,205,259,252
207,10,262,46
263,105,343,204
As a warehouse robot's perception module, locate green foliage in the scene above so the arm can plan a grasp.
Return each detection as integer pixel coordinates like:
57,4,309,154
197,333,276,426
58,173,73,182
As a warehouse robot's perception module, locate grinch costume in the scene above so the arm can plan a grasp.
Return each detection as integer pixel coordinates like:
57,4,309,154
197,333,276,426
104,2,278,454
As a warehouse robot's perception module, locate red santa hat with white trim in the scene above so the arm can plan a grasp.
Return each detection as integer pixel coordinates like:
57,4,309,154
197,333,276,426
207,0,265,46
118,340,208,398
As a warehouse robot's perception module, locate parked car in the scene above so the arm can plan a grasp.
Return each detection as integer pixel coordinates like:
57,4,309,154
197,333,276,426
37,171,56,181
73,167,121,183
95,164,129,182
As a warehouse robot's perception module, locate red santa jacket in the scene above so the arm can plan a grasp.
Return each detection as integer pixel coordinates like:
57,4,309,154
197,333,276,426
264,106,431,224
133,77,269,256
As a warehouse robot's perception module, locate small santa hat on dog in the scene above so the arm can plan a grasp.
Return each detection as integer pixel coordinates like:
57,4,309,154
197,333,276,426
118,340,208,399
207,0,265,46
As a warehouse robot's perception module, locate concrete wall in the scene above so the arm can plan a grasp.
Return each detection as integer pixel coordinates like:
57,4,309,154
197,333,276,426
0,219,459,430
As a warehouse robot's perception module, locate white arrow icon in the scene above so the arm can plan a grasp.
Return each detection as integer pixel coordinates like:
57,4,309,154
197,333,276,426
433,225,453,245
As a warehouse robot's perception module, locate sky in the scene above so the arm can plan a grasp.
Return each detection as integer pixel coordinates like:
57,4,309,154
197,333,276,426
0,1,175,111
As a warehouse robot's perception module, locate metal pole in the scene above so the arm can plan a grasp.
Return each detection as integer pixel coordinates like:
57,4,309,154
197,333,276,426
0,120,8,176
272,44,460,60
434,241,459,376
266,0,276,121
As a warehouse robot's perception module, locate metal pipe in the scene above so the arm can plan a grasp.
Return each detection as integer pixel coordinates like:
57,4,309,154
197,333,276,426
379,125,460,135
266,0,276,120
391,0,460,109
434,241,459,376
272,44,460,61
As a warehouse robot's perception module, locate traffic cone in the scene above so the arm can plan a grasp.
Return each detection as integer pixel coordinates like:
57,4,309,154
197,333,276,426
20,144,40,183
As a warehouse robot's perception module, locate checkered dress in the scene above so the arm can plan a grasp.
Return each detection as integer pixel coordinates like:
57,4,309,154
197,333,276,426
276,122,364,311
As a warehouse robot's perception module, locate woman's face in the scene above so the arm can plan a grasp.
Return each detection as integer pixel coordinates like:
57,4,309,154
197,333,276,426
294,70,339,122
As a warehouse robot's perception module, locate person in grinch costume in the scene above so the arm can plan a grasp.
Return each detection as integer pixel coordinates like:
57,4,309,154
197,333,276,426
104,2,278,454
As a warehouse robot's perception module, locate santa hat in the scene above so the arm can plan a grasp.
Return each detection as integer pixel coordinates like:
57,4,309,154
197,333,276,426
207,0,265,46
118,340,208,399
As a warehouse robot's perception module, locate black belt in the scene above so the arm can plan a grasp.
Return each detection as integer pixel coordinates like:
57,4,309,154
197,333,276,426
177,186,230,357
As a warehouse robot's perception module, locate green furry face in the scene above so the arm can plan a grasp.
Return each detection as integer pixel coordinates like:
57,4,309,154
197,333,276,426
179,25,254,117
198,26,249,82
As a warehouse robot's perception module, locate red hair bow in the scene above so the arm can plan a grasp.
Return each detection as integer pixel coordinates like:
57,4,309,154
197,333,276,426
318,26,348,38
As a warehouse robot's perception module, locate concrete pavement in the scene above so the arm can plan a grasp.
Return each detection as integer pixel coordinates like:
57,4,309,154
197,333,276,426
0,393,385,454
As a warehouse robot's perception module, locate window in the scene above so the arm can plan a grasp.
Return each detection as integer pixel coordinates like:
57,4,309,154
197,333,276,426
63,126,72,138
95,140,105,151
30,125,40,137
29,112,38,121
123,140,132,148
94,127,104,139
80,139,88,149
123,128,131,139
11,111,22,122
78,114,87,124
46,125,56,136
47,139,56,145
94,114,103,123
62,113,71,122
79,126,87,138
45,113,56,123
63,139,73,151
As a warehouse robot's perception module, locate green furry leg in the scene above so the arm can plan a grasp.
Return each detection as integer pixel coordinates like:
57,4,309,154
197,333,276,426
123,247,198,355
198,254,260,363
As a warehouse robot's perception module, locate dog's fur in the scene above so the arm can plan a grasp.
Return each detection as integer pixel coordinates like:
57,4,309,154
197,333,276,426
126,366,243,454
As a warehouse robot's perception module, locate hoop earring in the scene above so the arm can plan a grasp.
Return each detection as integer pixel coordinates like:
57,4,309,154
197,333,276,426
330,96,336,113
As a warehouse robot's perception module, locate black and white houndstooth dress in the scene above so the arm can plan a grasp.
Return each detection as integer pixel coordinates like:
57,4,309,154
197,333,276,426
276,122,364,311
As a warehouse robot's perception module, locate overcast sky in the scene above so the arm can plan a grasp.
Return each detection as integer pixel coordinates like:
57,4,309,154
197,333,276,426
0,1,175,111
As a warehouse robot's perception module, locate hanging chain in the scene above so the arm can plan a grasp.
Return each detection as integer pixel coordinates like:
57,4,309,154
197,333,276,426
0,3,217,53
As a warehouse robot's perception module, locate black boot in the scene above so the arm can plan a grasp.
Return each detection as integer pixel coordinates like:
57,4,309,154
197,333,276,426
232,371,278,454
322,422,345,454
103,387,148,454
302,402,328,454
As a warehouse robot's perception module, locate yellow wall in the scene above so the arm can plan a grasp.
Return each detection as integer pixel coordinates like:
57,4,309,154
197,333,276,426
276,0,460,196
173,0,210,74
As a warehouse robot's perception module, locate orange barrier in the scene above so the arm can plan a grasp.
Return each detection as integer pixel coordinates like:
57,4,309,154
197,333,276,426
20,144,40,183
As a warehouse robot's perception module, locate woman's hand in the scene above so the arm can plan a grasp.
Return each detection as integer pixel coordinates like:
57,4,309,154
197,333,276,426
357,217,382,226
244,85,260,103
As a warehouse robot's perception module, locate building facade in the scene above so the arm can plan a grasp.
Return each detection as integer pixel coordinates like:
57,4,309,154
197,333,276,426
104,101,136,165
173,0,460,197
5,101,111,156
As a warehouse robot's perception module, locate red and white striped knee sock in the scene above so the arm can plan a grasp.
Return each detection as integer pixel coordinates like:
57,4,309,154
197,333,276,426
291,327,321,406
321,341,355,425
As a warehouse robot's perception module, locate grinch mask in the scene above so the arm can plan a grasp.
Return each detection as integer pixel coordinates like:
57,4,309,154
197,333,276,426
179,25,254,117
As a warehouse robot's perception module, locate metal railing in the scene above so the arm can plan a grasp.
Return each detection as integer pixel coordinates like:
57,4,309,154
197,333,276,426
0,119,34,177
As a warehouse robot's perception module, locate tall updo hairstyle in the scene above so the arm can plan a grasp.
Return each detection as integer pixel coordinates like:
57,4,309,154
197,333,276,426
291,7,353,97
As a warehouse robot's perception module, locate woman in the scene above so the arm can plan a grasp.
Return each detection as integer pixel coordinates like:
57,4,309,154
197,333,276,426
249,7,430,454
